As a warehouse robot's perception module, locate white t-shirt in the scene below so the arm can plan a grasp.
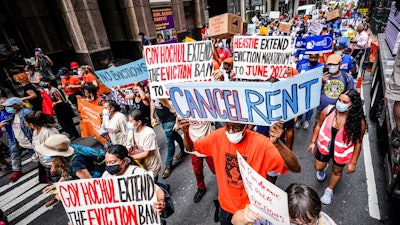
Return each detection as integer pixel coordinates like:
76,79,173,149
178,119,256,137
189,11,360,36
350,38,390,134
12,113,33,149
102,112,128,145
33,127,59,167
126,126,162,176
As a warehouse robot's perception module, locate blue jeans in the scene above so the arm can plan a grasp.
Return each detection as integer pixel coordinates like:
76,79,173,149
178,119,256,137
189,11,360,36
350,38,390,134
162,121,184,167
297,109,314,122
9,139,22,171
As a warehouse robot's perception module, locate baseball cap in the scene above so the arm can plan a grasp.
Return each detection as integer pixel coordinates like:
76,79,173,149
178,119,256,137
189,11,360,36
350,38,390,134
326,54,342,65
2,97,23,106
34,47,42,53
57,67,69,75
70,62,79,70
334,42,345,50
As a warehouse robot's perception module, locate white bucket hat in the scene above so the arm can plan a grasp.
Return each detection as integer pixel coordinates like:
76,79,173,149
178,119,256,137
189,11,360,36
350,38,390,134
36,134,74,157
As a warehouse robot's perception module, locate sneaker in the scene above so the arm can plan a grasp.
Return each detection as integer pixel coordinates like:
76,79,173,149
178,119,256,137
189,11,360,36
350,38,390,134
9,171,23,182
193,188,207,203
162,167,173,179
302,121,310,129
390,129,400,148
321,188,333,205
45,197,58,208
295,120,302,129
316,164,329,181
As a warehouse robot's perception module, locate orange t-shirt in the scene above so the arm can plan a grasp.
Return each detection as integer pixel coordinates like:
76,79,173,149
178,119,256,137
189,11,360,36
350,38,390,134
83,73,97,84
194,129,287,214
61,76,81,95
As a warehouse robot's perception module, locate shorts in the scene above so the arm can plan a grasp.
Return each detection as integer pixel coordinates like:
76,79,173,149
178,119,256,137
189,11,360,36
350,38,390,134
315,147,346,167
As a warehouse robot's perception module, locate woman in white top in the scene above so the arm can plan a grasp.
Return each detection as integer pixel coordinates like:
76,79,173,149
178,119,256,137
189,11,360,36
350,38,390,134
102,144,165,215
126,110,162,178
101,100,128,145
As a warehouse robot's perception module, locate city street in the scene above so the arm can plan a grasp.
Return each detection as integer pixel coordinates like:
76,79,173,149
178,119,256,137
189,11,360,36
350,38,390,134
1,79,400,225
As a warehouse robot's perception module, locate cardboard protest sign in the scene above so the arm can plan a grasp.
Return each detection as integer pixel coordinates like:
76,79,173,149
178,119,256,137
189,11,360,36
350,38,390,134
144,40,214,99
294,38,306,50
165,67,323,126
55,172,161,225
237,152,290,225
208,13,243,39
308,21,323,35
96,58,149,88
232,36,292,80
305,34,334,54
77,98,106,145
110,89,135,106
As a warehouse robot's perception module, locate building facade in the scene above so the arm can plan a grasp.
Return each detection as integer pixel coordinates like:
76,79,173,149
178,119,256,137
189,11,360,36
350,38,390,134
0,0,208,70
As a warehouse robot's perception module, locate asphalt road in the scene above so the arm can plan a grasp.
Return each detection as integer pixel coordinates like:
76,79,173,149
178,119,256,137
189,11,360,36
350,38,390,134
1,76,400,225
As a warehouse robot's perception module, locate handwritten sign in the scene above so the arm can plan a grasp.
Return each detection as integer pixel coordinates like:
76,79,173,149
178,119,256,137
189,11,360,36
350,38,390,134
77,98,106,145
270,11,280,19
308,21,323,35
305,34,333,54
110,89,134,106
237,152,290,225
165,67,323,126
96,58,149,88
232,36,292,80
55,172,161,225
144,41,214,99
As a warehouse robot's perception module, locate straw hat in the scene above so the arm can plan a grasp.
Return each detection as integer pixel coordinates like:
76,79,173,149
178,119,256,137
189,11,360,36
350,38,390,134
36,134,74,157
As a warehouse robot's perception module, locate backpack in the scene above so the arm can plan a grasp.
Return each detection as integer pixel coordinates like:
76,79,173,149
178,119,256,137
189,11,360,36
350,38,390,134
340,71,351,92
71,144,106,178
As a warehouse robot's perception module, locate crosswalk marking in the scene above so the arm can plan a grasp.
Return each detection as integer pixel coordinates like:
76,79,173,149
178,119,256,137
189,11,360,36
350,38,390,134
0,169,36,193
15,204,53,225
0,183,47,211
0,176,39,205
7,192,49,221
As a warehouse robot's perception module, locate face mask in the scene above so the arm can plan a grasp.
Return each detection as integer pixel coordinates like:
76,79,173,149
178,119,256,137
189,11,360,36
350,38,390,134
334,51,343,56
42,155,53,161
106,161,123,175
26,71,32,76
328,65,339,74
60,76,66,79
336,101,350,112
102,108,110,116
225,127,246,144
218,43,223,48
127,122,135,131
5,107,15,114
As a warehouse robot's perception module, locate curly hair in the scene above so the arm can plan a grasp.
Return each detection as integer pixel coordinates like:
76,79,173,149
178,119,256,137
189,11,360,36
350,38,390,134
13,72,30,84
342,89,365,144
51,156,71,179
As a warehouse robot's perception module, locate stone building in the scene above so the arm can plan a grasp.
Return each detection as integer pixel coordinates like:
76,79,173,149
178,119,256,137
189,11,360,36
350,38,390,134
0,0,209,70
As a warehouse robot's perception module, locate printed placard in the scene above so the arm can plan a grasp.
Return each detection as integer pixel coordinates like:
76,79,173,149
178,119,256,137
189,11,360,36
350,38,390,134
237,151,290,225
232,36,292,80
110,89,135,106
144,41,214,98
308,21,323,35
55,172,161,225
165,67,323,126
96,58,149,88
294,38,306,50
152,7,175,31
305,34,334,54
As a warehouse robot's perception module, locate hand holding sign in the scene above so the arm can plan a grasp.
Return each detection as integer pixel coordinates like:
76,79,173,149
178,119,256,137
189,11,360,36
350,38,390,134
269,121,285,144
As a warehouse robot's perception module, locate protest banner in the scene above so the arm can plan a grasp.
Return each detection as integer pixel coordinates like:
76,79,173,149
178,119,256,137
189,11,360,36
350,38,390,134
152,7,174,31
232,36,292,80
110,89,135,106
144,40,214,99
270,11,280,19
55,172,161,225
340,19,349,31
96,58,149,88
305,34,334,54
237,152,290,225
165,67,323,126
294,38,306,50
308,21,323,35
77,98,106,145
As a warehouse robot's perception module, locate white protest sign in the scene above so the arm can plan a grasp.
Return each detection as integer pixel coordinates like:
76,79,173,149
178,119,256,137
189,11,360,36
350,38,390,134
308,21,323,35
232,36,292,80
110,88,134,105
237,152,290,225
340,19,349,31
165,67,323,126
144,40,214,99
270,11,280,19
55,172,161,225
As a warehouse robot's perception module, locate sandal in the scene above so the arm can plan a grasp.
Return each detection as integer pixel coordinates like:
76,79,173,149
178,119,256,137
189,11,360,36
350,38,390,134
162,167,173,179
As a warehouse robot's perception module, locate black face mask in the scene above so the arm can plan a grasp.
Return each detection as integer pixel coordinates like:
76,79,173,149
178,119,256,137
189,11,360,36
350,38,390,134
309,60,318,65
106,163,122,175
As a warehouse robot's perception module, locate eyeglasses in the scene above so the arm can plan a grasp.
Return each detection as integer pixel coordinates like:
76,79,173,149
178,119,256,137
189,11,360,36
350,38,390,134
225,124,243,133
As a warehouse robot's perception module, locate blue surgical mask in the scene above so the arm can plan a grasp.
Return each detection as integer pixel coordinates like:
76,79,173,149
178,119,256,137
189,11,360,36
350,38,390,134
42,155,53,161
5,107,15,114
334,51,343,56
336,101,350,112
127,122,136,131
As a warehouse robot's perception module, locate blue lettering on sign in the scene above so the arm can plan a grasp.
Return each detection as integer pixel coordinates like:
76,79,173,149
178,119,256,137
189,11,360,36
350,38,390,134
282,84,298,120
245,90,271,124
265,90,282,121
169,87,190,117
299,78,318,109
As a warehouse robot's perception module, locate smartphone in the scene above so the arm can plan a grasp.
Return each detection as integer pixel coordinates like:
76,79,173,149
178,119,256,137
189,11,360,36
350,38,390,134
323,67,329,73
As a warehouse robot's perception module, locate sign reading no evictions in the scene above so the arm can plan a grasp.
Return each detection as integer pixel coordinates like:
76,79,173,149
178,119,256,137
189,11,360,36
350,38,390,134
165,67,323,126
144,40,214,99
232,36,292,80
56,172,161,225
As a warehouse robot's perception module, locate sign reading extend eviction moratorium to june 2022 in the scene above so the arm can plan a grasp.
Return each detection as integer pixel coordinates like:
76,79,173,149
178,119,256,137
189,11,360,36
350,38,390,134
165,67,323,126
237,152,290,225
55,172,161,225
96,58,149,88
152,7,175,31
232,36,292,80
144,40,214,99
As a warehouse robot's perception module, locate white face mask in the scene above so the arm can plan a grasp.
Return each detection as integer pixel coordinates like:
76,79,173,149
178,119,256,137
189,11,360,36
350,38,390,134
127,122,135,131
328,65,339,74
102,108,110,116
218,43,223,48
225,126,246,144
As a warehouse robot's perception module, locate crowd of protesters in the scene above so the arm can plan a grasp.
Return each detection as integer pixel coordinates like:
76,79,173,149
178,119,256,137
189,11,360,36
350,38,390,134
0,2,372,225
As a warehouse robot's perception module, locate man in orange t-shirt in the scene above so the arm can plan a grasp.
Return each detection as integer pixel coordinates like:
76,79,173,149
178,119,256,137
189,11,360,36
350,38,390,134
179,120,300,225
58,67,83,105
